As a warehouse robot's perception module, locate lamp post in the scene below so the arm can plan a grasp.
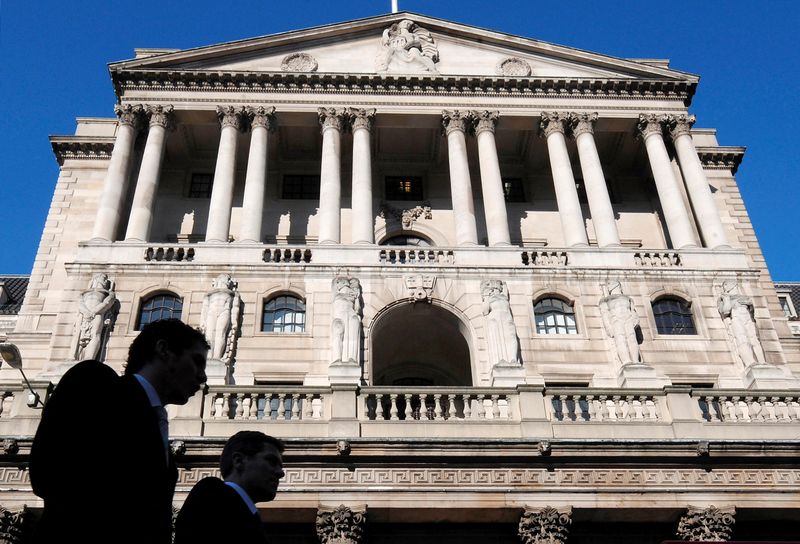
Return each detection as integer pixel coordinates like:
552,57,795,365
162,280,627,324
0,342,44,407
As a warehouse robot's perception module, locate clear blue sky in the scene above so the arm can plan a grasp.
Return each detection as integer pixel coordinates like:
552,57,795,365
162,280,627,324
1,1,797,279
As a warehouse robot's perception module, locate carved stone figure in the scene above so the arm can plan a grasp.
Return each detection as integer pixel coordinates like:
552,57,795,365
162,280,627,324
376,19,439,73
676,505,735,542
518,506,572,544
481,279,521,367
331,277,362,365
200,274,241,363
316,505,367,544
599,280,641,366
404,274,436,303
717,280,766,367
72,273,117,361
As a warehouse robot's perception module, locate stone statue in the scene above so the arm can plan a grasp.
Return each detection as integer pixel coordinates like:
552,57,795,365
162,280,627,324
331,277,362,365
717,280,766,367
376,19,439,73
200,274,241,363
72,273,117,361
599,280,641,366
481,279,520,366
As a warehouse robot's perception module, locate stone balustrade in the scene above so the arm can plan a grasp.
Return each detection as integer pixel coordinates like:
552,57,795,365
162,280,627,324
550,391,661,422
378,248,455,265
634,251,681,267
263,247,313,263
361,387,513,421
521,250,568,266
144,245,195,262
204,386,326,421
695,391,800,423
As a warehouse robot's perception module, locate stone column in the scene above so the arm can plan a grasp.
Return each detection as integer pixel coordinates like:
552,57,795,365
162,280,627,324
668,114,729,249
206,106,247,243
442,110,478,246
540,112,588,247
350,108,376,245
92,104,143,241
637,114,698,249
124,105,174,242
676,505,735,542
570,112,621,247
316,505,367,544
318,108,347,244
518,506,572,544
239,106,275,243
473,111,511,246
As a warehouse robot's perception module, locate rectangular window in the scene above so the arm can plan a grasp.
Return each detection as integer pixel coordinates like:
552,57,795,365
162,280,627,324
189,173,213,198
385,176,423,201
282,175,320,200
502,178,525,202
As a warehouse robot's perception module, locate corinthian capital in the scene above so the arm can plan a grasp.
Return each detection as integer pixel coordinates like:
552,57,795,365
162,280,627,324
637,113,668,139
248,106,276,130
145,104,175,130
216,106,247,131
539,112,569,138
569,112,598,137
472,110,500,135
318,107,347,132
348,108,376,131
518,506,572,544
676,505,735,542
316,505,367,544
666,114,696,140
114,104,144,129
442,110,472,135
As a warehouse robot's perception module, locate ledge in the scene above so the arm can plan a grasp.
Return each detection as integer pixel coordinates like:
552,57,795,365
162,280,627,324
49,136,115,165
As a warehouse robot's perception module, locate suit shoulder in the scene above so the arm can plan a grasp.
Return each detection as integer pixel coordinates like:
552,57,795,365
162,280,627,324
59,360,118,388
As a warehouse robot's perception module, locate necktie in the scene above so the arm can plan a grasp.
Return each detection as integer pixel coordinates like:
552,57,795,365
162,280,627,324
155,405,169,460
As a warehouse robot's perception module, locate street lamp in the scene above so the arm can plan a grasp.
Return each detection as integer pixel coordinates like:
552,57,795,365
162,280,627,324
0,342,44,408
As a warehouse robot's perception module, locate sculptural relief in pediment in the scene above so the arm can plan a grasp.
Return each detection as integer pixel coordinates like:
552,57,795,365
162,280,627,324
375,19,440,74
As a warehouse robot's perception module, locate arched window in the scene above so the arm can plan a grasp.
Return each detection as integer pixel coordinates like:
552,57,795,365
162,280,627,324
262,295,305,333
136,293,183,330
534,297,578,335
652,297,696,335
380,234,431,246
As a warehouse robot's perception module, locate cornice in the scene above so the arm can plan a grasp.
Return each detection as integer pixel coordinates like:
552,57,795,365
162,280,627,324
696,146,745,174
49,136,115,165
111,69,696,106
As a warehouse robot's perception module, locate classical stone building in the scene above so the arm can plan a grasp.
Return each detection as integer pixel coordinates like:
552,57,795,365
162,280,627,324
1,12,799,543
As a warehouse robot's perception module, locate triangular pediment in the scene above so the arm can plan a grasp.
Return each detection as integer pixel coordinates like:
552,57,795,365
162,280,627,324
111,12,697,82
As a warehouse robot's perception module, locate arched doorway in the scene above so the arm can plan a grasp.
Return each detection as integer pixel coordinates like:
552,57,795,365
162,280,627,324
371,302,473,386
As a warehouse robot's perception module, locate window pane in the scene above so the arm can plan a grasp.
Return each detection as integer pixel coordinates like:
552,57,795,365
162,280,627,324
137,294,183,330
653,298,696,335
385,176,423,201
534,297,578,335
262,295,305,333
282,175,320,200
189,173,213,198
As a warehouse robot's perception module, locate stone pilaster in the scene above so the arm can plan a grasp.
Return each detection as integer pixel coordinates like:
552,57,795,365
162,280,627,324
316,505,367,544
676,505,736,542
518,506,572,544
442,110,479,246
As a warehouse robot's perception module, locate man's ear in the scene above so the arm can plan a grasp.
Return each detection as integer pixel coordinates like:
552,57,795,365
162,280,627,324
231,452,245,473
153,339,172,361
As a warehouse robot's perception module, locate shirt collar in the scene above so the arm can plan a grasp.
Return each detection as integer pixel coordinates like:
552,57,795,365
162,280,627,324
134,374,162,408
224,481,258,515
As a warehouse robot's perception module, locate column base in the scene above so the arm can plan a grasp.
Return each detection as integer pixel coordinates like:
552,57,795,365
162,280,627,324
329,360,362,385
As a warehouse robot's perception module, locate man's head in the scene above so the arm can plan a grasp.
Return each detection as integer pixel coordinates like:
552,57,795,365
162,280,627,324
126,319,209,405
220,431,285,503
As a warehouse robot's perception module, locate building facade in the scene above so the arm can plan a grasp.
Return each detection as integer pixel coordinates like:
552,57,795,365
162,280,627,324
1,12,799,542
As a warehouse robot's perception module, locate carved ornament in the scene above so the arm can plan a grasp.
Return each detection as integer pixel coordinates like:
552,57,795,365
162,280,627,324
637,113,667,139
0,504,28,544
404,274,436,303
442,110,472,135
145,104,175,129
216,105,247,131
281,52,318,72
569,112,598,138
248,106,276,131
518,506,572,544
666,113,696,140
472,110,499,135
496,56,532,76
379,201,432,229
114,103,144,129
349,108,376,132
316,505,367,544
539,112,568,138
676,505,735,542
376,19,439,74
318,107,347,132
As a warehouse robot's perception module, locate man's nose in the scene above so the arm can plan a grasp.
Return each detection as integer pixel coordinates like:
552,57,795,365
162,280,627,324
277,467,285,478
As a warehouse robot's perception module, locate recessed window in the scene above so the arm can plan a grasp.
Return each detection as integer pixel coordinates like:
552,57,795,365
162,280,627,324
385,176,423,201
262,295,306,333
652,297,696,335
189,173,213,198
534,297,578,335
137,293,183,330
282,175,320,200
502,178,525,202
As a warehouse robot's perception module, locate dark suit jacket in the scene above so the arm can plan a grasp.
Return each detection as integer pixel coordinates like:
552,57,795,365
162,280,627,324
174,477,269,544
29,360,178,544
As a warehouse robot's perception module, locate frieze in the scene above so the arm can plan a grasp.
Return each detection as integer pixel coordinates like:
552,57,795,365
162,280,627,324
110,70,696,104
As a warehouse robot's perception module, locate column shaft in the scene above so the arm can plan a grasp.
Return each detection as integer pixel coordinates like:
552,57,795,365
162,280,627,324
350,108,376,245
541,113,588,247
206,107,244,243
669,115,729,249
474,111,511,246
125,105,173,242
239,107,275,243
443,111,478,246
318,108,344,244
638,114,697,249
571,113,621,247
92,105,141,241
